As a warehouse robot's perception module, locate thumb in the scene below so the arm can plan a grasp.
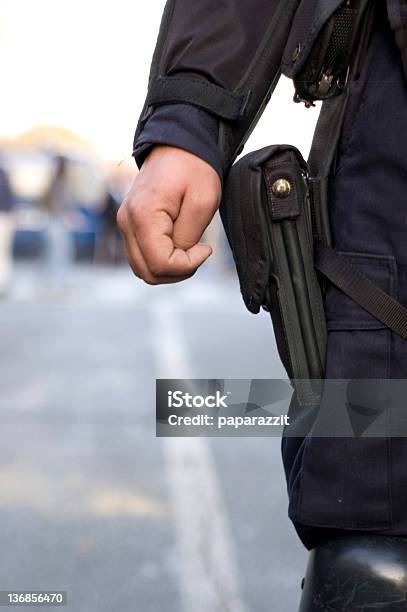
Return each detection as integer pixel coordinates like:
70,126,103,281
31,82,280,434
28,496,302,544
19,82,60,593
184,243,213,269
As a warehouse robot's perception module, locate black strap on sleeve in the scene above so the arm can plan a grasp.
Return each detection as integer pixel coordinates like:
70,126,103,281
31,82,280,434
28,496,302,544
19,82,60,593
315,242,407,340
146,76,252,122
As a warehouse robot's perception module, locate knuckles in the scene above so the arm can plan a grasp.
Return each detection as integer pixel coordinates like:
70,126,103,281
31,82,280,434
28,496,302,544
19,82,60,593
117,173,207,285
120,190,157,231
128,206,148,232
117,197,147,235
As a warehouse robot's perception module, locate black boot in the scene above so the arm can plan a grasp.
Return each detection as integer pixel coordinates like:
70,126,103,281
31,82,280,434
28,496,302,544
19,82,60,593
299,534,407,611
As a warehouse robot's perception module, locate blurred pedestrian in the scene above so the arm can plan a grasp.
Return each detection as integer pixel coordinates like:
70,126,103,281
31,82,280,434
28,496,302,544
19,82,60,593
0,157,14,296
95,190,123,264
41,155,74,289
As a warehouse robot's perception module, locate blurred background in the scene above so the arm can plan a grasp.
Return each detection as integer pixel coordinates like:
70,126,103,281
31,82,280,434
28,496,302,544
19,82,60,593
0,1,321,611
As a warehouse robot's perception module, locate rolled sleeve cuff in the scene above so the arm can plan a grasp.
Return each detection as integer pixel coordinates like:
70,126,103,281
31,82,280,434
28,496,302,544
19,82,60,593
133,103,223,183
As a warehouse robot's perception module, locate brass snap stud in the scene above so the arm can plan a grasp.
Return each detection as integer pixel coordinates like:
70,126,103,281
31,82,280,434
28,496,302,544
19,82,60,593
272,178,291,198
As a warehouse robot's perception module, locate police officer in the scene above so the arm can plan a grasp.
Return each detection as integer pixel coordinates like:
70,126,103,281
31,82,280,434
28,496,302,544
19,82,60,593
118,1,407,609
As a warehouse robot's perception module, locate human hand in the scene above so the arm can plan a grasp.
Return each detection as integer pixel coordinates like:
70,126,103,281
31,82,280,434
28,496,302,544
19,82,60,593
117,146,222,285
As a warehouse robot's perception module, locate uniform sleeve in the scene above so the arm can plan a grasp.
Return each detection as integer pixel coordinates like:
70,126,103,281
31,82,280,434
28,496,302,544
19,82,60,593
133,0,300,174
156,0,285,89
133,104,223,182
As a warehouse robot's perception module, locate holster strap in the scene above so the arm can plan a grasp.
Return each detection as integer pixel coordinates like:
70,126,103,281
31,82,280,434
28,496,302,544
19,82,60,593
146,76,252,121
315,242,407,340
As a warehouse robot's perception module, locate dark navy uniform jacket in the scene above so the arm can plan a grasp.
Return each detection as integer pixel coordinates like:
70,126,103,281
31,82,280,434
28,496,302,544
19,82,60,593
134,0,407,179
133,0,407,549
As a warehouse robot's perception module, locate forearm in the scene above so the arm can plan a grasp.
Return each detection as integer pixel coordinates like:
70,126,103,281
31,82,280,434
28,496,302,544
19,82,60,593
133,0,300,173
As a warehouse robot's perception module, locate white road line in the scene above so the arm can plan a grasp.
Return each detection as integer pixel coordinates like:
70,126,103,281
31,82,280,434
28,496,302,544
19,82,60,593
151,299,248,612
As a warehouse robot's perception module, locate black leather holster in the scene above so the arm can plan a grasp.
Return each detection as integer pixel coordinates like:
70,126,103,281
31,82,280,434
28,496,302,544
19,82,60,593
221,146,326,406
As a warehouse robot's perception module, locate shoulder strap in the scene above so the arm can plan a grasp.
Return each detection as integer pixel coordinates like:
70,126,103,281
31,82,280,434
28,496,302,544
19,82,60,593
307,91,350,246
315,242,407,340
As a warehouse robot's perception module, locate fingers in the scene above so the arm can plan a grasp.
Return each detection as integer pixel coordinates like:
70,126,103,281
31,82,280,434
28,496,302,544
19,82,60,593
118,204,204,284
117,146,222,286
171,170,221,251
133,206,212,278
172,193,218,251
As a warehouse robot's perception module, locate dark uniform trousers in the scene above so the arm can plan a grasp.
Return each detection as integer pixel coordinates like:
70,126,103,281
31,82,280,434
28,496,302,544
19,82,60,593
135,0,407,549
283,11,407,549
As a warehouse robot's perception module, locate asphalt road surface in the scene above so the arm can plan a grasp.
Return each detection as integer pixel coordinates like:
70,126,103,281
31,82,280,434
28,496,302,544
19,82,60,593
0,260,308,612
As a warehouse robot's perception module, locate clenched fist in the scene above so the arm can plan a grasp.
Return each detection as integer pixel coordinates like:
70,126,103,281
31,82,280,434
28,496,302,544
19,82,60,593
117,146,222,285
